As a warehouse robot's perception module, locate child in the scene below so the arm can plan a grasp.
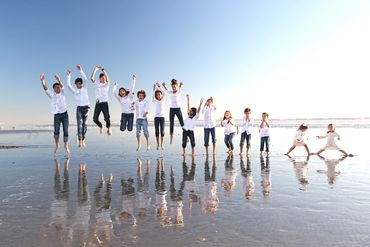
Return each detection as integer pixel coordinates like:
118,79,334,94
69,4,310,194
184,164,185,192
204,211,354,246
239,108,254,156
182,94,203,156
40,73,70,156
221,111,236,155
90,66,112,135
162,79,184,144
286,123,310,155
66,65,90,148
259,112,271,155
153,83,166,150
202,97,217,155
134,90,150,151
112,75,136,132
316,123,348,156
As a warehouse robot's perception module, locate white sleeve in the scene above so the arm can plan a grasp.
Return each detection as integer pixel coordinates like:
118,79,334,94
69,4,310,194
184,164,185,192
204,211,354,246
45,89,52,99
112,84,120,102
80,70,88,88
67,74,78,95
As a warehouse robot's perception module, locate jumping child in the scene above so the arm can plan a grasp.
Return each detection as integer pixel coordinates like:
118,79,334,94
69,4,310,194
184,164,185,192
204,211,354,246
134,90,150,151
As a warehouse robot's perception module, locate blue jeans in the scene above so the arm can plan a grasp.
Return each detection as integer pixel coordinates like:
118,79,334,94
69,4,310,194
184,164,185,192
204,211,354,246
120,113,134,132
224,133,235,150
182,129,195,148
204,127,216,147
154,117,165,137
260,136,270,152
169,108,184,135
76,106,89,141
54,111,69,142
240,131,251,148
136,119,149,137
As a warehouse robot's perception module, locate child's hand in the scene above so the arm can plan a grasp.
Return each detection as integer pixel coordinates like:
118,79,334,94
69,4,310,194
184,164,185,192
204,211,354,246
186,94,190,98
162,82,166,87
200,98,204,104
54,74,61,82
67,70,72,76
337,137,341,141
40,73,45,81
316,136,320,138
132,74,136,80
114,82,117,86
179,82,183,87
76,65,82,71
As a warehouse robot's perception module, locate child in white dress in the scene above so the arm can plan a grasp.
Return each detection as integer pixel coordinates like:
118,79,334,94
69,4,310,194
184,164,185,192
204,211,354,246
286,123,310,155
316,123,348,156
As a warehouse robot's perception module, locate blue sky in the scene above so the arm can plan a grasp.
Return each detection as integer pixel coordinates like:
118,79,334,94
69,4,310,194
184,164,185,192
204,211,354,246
1,0,370,126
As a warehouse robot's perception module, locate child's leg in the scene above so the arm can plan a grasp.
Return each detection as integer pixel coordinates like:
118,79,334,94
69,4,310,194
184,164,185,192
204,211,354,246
286,145,296,155
303,144,310,155
339,149,348,156
159,117,165,149
93,103,103,130
82,107,89,141
240,132,246,154
143,119,150,150
127,113,134,132
182,129,188,155
224,134,230,152
61,112,70,154
102,102,111,134
53,113,62,154
229,133,235,153
175,108,184,127
76,107,83,146
260,137,265,153
169,108,175,143
265,136,270,153
317,149,325,155
204,128,210,151
154,117,160,149
136,119,143,150
189,131,196,156
120,113,127,131
246,134,251,155
210,127,216,154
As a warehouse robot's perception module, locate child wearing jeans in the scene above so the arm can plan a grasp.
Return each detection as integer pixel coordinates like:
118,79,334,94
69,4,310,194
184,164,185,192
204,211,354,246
153,83,166,150
112,75,136,132
239,108,254,156
134,90,150,151
40,73,70,156
221,111,236,155
259,112,271,155
202,97,217,155
182,94,203,156
162,79,184,144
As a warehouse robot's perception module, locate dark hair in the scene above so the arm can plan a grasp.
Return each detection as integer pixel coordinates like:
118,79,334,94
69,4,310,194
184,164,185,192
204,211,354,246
52,83,60,89
137,90,146,98
262,112,269,118
171,79,178,86
244,108,251,114
298,124,308,131
154,90,163,100
223,110,232,120
189,107,197,118
119,87,128,96
99,73,105,79
75,78,83,84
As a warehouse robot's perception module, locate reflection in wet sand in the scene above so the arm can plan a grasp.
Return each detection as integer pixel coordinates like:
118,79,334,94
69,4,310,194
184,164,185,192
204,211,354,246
183,156,199,215
136,159,151,218
201,155,219,214
317,154,347,187
241,157,255,200
221,155,237,195
287,155,309,191
260,155,271,197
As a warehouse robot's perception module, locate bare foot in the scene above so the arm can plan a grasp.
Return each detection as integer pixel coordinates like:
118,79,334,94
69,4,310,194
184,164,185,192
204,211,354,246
82,140,86,147
99,127,103,134
108,172,113,183
54,146,60,156
78,140,82,148
157,146,160,150
147,145,151,151
136,144,142,151
107,127,112,135
100,174,105,183
64,143,70,155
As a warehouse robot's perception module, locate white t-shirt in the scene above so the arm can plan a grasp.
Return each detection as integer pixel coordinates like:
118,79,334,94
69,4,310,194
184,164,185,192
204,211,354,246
67,70,90,107
241,116,254,135
202,105,217,128
183,113,199,131
94,82,110,103
259,121,271,137
318,131,341,150
293,130,308,146
112,84,135,114
45,89,68,115
153,98,166,118
168,89,182,108
135,99,149,119
222,119,236,135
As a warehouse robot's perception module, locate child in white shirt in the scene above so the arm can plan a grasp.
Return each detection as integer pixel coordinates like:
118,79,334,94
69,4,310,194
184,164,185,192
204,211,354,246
286,123,310,156
259,112,271,155
202,97,217,155
40,73,70,156
182,94,204,156
221,111,237,155
239,108,254,156
134,90,150,151
153,83,166,150
316,123,348,156
112,75,136,132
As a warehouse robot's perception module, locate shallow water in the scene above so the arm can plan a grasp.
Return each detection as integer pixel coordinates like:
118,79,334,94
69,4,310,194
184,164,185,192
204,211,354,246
1,127,370,247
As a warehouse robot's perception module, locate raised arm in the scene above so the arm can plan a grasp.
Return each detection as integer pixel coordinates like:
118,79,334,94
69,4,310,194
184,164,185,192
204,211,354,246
54,74,64,94
197,98,204,113
130,74,136,94
186,94,190,113
76,65,88,88
112,82,120,102
66,70,78,95
90,65,100,83
40,73,51,98
179,82,183,90
162,82,170,92
101,67,110,86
